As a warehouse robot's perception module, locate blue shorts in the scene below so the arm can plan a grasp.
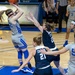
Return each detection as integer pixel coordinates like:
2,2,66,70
46,48,60,63
11,34,27,49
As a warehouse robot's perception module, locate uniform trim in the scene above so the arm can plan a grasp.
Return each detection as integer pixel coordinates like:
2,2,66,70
38,65,50,69
50,47,57,51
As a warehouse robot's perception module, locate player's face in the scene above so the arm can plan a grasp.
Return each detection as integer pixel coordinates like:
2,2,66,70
32,41,36,47
70,23,75,29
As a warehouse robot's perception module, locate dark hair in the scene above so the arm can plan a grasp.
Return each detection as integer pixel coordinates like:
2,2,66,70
45,22,54,31
5,9,13,16
33,36,42,45
0,9,13,22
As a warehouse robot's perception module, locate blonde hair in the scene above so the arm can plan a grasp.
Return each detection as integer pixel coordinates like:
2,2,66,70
33,36,42,45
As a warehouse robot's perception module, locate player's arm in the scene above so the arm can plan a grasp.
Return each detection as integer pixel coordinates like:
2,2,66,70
12,50,35,73
66,5,69,17
41,47,68,56
66,9,69,17
25,13,43,33
55,0,59,14
11,4,24,21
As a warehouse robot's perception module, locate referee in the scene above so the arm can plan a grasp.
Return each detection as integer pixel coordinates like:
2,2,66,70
56,0,68,33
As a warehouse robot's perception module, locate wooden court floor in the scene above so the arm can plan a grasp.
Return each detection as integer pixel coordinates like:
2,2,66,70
0,30,74,68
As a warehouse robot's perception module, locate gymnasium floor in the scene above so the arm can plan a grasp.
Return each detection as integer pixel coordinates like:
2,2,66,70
0,21,74,75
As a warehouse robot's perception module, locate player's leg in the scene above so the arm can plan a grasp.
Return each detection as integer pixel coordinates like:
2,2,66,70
12,41,23,66
16,47,23,66
63,19,71,47
63,28,71,46
54,61,66,75
12,35,23,66
53,55,66,75
19,37,32,68
66,65,75,75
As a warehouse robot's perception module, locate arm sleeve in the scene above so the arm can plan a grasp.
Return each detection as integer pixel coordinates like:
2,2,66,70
65,44,71,50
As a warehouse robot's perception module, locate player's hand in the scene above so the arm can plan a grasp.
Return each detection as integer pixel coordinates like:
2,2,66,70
40,50,47,54
11,69,19,73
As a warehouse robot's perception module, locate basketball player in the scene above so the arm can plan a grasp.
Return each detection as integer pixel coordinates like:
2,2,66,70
41,42,75,75
63,0,75,47
25,13,66,75
41,21,75,75
0,4,32,68
12,36,53,75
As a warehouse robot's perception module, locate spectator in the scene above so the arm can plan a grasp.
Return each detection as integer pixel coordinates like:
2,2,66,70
43,0,58,25
56,0,68,33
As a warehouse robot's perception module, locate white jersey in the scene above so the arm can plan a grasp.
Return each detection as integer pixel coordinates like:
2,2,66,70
65,43,75,75
67,5,75,20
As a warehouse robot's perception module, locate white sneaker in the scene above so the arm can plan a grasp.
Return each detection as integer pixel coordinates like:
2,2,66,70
21,68,33,73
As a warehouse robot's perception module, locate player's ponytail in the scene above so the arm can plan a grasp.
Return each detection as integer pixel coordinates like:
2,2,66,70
5,9,13,16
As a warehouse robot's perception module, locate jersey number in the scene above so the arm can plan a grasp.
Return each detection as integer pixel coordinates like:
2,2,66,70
40,53,46,60
72,48,75,56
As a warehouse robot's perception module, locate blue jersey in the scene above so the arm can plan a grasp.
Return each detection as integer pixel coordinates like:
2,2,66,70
8,19,22,35
42,30,56,49
34,46,50,69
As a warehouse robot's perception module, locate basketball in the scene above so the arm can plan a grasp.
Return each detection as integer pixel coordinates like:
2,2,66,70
8,0,18,4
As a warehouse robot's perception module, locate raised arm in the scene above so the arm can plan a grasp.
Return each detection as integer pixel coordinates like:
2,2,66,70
26,13,43,33
11,4,24,21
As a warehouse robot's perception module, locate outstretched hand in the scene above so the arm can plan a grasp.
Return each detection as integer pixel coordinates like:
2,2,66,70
11,69,19,73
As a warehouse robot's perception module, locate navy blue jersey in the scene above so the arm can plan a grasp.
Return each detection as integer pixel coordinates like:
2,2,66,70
42,30,55,48
34,46,50,69
8,19,22,35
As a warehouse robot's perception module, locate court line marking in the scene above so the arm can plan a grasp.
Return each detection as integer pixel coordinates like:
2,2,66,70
0,66,5,70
